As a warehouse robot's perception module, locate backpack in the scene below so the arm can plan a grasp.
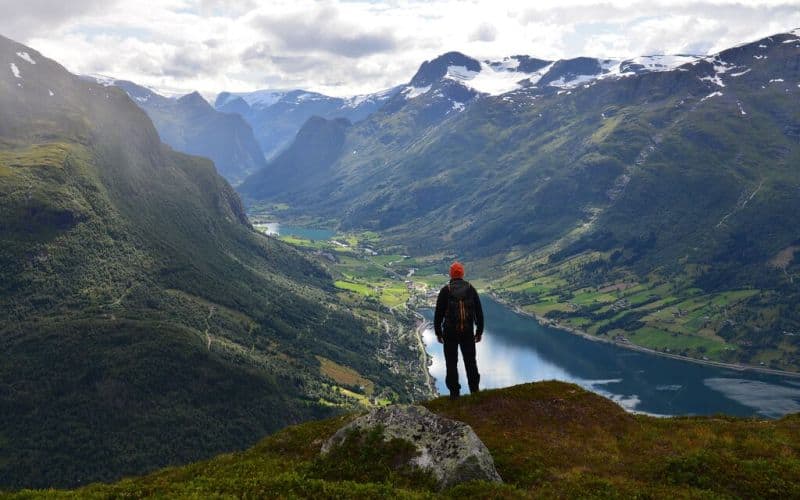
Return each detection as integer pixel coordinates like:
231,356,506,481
445,280,475,334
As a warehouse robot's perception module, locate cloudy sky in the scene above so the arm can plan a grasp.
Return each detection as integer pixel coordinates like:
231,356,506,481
1,0,798,97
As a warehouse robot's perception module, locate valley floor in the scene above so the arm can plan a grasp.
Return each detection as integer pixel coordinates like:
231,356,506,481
254,218,800,378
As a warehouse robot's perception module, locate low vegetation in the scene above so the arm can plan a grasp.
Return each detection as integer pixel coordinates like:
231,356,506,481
9,381,799,498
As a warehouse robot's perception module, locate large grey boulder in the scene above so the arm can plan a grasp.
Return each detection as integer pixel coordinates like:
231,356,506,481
321,405,502,489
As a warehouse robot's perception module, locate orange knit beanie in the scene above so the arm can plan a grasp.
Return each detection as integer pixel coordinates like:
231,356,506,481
449,262,465,279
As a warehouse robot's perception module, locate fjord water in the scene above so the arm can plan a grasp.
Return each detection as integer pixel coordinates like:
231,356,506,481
421,297,800,418
255,222,335,240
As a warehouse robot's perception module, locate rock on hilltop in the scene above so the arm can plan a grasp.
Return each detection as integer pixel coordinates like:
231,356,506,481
322,405,502,489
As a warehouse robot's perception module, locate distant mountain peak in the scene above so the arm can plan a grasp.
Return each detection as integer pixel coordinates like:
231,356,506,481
410,51,481,87
397,48,711,106
213,85,400,159
217,89,293,109
178,90,210,108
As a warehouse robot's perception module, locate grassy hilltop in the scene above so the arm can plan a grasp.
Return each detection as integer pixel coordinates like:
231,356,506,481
8,381,800,499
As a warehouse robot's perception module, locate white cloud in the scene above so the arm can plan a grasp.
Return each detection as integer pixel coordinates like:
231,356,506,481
0,0,119,39
469,22,498,42
1,0,798,97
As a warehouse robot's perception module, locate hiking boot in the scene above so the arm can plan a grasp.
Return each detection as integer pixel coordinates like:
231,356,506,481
470,387,480,394
449,392,460,400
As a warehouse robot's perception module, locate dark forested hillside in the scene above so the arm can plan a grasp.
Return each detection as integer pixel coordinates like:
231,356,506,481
0,35,425,489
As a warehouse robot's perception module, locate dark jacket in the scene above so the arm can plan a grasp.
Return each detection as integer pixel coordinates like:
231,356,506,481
433,279,484,338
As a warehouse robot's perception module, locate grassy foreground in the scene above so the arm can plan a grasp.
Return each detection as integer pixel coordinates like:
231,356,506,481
7,381,800,499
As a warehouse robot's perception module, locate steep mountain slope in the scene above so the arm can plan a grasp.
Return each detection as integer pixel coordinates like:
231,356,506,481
0,35,428,489
239,116,351,200
241,31,800,369
86,78,267,184
215,86,400,159
16,382,800,498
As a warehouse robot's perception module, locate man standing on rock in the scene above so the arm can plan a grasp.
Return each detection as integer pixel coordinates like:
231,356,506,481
434,262,484,400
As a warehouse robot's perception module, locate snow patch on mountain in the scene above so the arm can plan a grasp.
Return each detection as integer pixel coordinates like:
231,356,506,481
545,54,700,89
701,75,726,87
708,57,736,75
730,68,752,77
343,87,396,108
87,74,117,86
401,50,707,101
442,59,535,95
402,84,431,99
294,92,325,102
701,91,723,102
627,54,700,71
16,51,35,64
589,55,698,83
224,89,291,108
526,62,556,85
550,72,600,89
9,63,21,79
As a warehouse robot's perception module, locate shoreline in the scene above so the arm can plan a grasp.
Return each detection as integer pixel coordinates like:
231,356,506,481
487,292,800,379
256,216,800,380
411,310,439,396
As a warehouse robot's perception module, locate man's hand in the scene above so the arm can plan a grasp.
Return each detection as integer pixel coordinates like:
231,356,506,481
437,335,443,344
474,333,482,343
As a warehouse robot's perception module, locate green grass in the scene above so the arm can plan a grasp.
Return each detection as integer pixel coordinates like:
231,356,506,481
11,381,800,499
335,280,374,296
371,254,407,266
630,327,729,358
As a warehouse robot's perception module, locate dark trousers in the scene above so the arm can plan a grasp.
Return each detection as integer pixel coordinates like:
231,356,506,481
443,333,480,394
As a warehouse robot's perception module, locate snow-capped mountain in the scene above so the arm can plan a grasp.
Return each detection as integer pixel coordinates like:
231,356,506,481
390,51,710,119
393,28,800,119
215,86,401,159
241,28,800,260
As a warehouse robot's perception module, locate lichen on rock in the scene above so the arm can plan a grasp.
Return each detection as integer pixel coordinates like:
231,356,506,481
321,404,502,489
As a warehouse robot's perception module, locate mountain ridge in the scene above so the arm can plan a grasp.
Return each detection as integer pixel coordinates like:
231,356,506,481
240,29,800,370
83,76,267,184
215,86,401,159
